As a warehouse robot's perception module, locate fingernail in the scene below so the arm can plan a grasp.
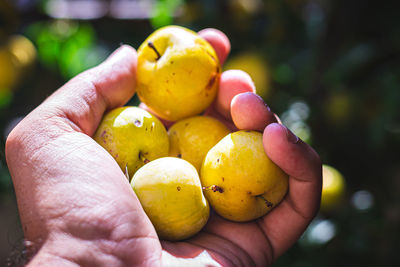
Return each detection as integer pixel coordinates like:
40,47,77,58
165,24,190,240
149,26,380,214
274,113,282,124
284,125,299,144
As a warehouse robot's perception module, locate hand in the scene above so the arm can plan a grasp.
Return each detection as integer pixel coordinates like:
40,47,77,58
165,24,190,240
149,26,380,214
6,29,321,266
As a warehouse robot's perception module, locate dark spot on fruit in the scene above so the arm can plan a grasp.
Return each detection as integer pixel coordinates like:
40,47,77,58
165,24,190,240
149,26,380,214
177,154,182,158
144,159,150,164
185,123,189,126
134,120,142,127
217,158,220,163
206,50,217,63
241,199,243,202
101,131,106,138
257,195,274,208
247,191,252,195
172,72,175,76
205,74,217,91
171,61,174,64
211,185,223,193
221,177,224,181
177,186,181,191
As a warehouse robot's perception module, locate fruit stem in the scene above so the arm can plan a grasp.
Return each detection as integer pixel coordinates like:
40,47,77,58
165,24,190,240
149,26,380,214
257,195,273,208
202,185,224,193
139,151,150,164
148,41,161,60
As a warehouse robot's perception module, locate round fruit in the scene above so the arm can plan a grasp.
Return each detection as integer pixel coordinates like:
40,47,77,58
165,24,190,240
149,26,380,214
93,106,169,178
201,130,288,222
0,44,18,91
131,157,210,241
136,25,221,121
321,164,346,212
168,116,230,172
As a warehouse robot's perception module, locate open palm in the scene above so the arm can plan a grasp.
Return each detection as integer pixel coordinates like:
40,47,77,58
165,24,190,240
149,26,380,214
6,29,321,266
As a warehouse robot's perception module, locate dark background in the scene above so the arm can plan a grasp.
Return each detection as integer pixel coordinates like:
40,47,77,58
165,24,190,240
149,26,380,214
1,0,399,266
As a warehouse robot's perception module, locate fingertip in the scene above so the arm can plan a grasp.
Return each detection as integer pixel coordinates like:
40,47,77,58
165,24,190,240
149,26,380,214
91,44,138,109
216,69,256,119
106,45,137,65
263,123,287,153
231,92,276,131
198,28,231,65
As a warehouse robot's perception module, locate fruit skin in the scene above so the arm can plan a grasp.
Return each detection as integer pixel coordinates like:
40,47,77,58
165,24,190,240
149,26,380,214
136,25,221,121
201,131,288,222
168,116,230,172
320,164,346,212
93,106,169,178
131,157,210,241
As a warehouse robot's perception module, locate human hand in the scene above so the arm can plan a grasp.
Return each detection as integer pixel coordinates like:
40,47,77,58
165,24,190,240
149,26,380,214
6,29,321,266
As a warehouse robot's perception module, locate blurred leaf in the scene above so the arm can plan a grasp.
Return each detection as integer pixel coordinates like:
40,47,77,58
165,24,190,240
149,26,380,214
151,0,183,29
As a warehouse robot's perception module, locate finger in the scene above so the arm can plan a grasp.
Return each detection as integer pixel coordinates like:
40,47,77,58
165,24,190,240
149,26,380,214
258,123,322,260
198,28,231,65
46,45,137,136
6,45,161,262
215,69,256,119
231,92,277,131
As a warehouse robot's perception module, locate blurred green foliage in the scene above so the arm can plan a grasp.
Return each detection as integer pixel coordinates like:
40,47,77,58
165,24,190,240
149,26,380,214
0,0,399,266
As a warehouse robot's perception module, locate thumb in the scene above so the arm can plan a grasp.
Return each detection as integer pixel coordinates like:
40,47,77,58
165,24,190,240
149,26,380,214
45,45,137,136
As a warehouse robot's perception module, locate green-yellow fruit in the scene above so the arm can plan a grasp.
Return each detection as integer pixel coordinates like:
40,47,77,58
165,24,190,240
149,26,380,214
168,116,230,172
93,106,169,178
201,131,288,222
131,157,210,241
320,164,346,212
0,44,18,91
136,25,220,121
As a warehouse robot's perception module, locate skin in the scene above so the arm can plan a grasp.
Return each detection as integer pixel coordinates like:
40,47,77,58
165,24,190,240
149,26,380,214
5,29,322,266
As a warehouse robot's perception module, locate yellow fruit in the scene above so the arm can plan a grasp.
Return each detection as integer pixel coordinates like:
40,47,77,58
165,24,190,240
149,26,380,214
224,52,270,100
136,25,220,121
168,116,230,172
131,157,210,241
201,131,288,222
324,91,353,126
7,35,36,70
321,164,346,212
0,45,18,91
93,106,169,178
